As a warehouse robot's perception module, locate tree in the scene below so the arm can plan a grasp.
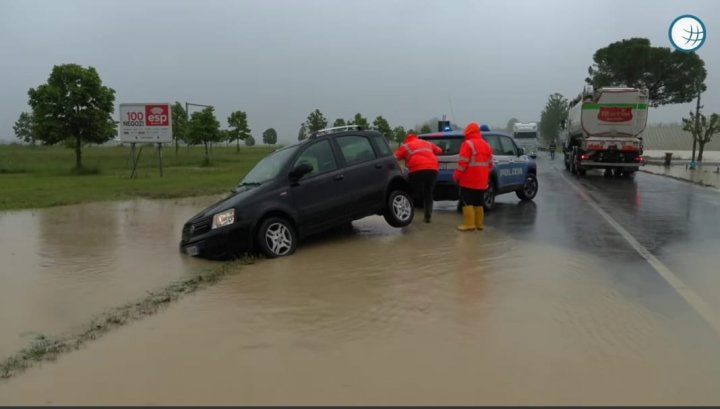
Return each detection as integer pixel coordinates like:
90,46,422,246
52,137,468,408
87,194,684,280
13,112,36,144
298,124,307,141
539,93,569,145
586,38,707,107
333,118,346,127
682,90,720,163
227,110,251,153
188,106,221,164
27,64,116,169
392,126,407,144
304,109,328,133
348,113,370,129
420,124,432,134
262,128,278,145
171,102,188,154
506,118,519,132
245,135,256,146
373,115,392,140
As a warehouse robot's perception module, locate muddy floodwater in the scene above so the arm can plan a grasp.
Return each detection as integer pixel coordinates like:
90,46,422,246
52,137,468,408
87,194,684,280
2,161,720,405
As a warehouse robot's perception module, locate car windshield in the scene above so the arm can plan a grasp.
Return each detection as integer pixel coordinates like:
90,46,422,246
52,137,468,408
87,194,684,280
238,145,299,185
421,137,464,155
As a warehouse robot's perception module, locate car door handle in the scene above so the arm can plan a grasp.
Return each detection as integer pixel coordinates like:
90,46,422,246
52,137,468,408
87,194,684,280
374,163,383,169
334,174,344,181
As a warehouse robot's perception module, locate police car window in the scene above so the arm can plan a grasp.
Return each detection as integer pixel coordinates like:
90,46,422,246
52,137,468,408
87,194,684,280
484,135,503,156
423,137,463,155
499,136,518,156
336,136,377,166
371,135,392,157
292,139,337,177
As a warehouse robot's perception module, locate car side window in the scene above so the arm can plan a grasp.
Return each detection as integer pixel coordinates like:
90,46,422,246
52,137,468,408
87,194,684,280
484,135,503,156
336,135,377,166
371,135,392,157
499,136,518,156
292,139,337,178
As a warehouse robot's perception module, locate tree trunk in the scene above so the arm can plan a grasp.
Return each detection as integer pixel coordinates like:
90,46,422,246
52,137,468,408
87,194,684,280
236,138,240,153
691,87,701,162
75,134,82,169
175,138,179,155
698,141,705,163
204,141,209,163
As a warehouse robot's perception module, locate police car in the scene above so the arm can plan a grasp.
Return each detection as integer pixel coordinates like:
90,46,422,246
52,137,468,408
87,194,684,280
417,129,538,210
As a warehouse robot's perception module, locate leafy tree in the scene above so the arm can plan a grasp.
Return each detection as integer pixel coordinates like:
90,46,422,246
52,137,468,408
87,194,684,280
333,118,346,127
262,128,278,145
27,63,116,169
171,102,188,154
304,109,328,133
392,126,407,144
227,110,251,153
348,113,370,129
682,90,720,163
13,112,36,144
586,38,707,107
419,124,432,134
245,135,256,146
506,118,519,132
298,124,307,141
373,115,392,139
188,106,221,164
539,93,569,145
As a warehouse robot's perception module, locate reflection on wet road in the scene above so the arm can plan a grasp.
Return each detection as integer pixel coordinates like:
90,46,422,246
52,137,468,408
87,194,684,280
1,157,720,405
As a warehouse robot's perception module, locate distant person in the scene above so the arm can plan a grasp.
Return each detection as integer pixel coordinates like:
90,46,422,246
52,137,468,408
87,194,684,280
395,133,442,223
454,122,493,231
549,139,557,159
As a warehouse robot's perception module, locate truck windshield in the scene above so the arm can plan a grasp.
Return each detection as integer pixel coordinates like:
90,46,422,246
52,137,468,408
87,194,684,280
239,145,299,185
514,132,537,139
420,137,464,156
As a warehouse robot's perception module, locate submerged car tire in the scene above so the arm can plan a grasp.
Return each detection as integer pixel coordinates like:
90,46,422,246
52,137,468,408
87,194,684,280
483,180,496,211
257,217,297,258
516,173,538,201
384,190,414,227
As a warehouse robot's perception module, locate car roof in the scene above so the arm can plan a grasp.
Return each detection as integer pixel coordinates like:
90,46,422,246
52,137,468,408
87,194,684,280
418,130,512,139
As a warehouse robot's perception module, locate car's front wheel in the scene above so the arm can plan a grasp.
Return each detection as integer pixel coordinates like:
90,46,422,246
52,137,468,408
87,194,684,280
257,217,297,258
483,179,496,211
383,190,414,227
516,173,538,201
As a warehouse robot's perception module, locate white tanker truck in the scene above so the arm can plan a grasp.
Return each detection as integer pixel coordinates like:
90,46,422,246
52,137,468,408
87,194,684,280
562,85,648,177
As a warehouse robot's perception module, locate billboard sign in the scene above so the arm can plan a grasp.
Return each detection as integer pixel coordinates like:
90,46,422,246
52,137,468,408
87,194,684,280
119,103,173,143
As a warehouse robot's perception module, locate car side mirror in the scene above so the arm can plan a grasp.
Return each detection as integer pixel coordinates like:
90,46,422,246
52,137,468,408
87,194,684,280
518,147,525,156
289,163,313,181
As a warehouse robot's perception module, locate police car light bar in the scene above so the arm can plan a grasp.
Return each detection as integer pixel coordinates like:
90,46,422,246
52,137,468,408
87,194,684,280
310,125,364,138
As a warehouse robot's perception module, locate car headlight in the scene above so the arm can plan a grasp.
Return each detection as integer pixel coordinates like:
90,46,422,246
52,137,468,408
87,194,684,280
212,209,235,229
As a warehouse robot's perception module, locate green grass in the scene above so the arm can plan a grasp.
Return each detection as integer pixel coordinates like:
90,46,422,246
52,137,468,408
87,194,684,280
0,144,280,211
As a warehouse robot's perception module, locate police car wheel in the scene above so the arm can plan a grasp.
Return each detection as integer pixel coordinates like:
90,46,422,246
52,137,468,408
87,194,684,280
483,180,496,211
384,190,414,227
516,174,538,201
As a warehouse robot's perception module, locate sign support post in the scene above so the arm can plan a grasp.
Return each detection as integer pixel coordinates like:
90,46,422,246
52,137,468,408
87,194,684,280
157,143,164,177
118,103,173,179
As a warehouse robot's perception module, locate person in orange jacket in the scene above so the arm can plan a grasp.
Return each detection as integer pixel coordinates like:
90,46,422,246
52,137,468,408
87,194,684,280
453,122,493,231
395,132,442,223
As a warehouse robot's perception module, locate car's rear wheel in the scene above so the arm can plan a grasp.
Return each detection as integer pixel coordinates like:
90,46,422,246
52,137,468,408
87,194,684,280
516,173,538,201
483,180,496,211
384,190,414,227
257,217,297,258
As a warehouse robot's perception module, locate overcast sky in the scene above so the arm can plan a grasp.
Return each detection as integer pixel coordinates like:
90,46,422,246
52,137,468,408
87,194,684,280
0,0,717,144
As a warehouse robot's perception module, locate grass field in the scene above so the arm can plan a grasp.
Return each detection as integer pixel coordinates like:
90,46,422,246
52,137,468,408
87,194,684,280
0,143,279,211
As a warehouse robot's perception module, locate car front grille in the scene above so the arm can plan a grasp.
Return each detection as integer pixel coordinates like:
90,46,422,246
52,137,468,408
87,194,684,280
182,218,212,242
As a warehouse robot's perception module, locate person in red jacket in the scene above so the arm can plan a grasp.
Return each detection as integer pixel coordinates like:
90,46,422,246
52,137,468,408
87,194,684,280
395,133,442,223
453,122,493,231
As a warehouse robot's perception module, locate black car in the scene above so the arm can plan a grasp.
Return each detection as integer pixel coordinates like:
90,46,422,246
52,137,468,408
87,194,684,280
179,126,414,259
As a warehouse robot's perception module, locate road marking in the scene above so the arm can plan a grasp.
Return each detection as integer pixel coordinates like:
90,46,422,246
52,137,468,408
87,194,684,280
559,171,720,337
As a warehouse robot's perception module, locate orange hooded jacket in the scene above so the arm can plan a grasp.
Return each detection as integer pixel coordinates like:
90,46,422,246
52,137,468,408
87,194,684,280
453,122,493,190
394,133,442,173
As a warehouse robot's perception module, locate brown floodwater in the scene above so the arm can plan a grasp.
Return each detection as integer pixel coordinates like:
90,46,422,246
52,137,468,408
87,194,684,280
2,205,720,405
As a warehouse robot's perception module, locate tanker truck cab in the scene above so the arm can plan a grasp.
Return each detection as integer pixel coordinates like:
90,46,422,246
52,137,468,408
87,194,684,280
417,130,538,211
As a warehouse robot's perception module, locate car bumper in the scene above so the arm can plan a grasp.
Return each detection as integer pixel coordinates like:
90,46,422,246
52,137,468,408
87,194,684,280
433,169,460,200
179,222,253,259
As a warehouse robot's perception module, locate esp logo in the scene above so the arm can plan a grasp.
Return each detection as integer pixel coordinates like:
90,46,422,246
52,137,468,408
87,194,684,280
145,105,169,126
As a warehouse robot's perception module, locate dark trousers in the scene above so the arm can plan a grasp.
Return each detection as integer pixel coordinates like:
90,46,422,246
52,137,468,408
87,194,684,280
460,186,485,207
408,169,438,221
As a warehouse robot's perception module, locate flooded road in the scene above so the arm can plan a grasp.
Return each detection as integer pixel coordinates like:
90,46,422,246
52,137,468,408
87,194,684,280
2,157,720,404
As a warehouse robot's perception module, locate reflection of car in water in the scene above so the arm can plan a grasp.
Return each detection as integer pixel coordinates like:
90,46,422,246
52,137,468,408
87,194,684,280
179,126,414,259
417,130,539,211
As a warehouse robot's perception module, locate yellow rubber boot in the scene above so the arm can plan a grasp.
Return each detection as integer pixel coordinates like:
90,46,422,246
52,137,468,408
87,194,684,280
474,206,485,230
457,206,476,231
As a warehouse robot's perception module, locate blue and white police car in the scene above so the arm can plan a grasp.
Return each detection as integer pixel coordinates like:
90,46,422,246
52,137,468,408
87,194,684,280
418,129,538,211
